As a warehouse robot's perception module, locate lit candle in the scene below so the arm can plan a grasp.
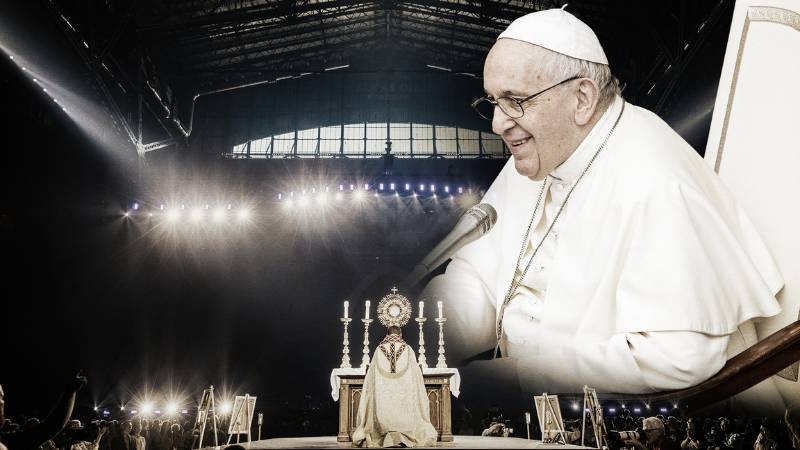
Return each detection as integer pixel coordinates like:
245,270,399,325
365,300,370,320
419,301,424,318
344,301,349,319
438,301,443,319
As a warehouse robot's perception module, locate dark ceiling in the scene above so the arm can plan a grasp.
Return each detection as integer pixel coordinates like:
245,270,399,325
35,0,734,155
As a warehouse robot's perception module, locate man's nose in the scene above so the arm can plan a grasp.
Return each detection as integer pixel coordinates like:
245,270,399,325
492,106,516,135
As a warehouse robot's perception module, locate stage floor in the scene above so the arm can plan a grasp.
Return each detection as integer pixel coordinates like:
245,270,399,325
206,437,588,449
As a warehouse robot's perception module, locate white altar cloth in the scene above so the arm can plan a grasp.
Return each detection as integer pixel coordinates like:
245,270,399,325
330,367,461,401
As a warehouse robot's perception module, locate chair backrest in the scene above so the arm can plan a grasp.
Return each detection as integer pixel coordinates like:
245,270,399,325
704,0,800,408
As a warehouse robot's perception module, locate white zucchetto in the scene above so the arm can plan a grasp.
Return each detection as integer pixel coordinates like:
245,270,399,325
498,6,608,65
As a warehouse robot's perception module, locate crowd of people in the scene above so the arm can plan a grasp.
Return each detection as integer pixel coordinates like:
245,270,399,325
4,373,800,449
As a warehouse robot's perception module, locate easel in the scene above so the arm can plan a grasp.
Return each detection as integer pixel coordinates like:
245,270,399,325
582,386,603,448
535,393,567,444
190,386,219,450
226,394,257,444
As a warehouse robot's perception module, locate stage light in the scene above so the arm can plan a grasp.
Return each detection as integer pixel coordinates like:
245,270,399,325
444,186,450,193
130,410,137,415
180,204,186,210
167,404,178,414
317,194,327,204
395,192,399,196
33,78,37,82
168,210,179,221
312,187,316,194
379,183,384,191
645,404,650,409
609,408,616,413
285,200,294,208
94,406,98,411
132,202,140,211
339,185,344,191
336,192,343,201
227,203,233,210
289,191,294,197
214,210,225,220
302,189,306,195
390,183,395,190
191,210,203,221
325,186,330,192
159,204,165,210
661,407,668,413
620,403,625,408
181,409,188,414
238,209,250,220
405,183,410,190
419,184,424,191
277,193,283,200
634,408,641,413
149,213,153,217
124,212,129,217
364,184,369,190
572,404,578,410
141,404,152,415
204,203,210,210
413,193,417,197
154,410,162,415
430,185,435,191
299,196,310,206
219,402,232,415
350,184,354,191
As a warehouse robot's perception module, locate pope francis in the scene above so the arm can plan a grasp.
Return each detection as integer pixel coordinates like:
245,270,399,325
419,7,784,401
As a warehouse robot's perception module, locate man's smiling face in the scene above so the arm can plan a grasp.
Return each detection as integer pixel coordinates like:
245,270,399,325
483,39,580,181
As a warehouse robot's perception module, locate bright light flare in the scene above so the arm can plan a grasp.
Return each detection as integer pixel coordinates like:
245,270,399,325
191,210,203,221
299,196,310,207
238,209,250,220
168,210,180,221
214,210,225,220
167,403,178,415
219,402,232,415
140,404,153,415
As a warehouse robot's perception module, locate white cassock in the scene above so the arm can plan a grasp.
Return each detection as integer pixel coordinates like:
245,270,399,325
421,95,784,398
352,334,438,448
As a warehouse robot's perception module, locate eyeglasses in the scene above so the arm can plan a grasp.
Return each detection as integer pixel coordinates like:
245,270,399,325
471,76,580,120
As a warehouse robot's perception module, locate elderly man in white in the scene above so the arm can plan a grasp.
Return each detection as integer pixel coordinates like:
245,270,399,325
420,7,783,400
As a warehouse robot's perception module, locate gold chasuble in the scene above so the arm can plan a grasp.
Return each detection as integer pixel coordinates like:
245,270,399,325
351,334,437,448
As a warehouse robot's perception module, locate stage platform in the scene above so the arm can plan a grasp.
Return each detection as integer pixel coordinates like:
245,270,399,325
204,437,589,449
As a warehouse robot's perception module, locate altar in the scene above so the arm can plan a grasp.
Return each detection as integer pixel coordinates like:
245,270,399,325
330,367,461,442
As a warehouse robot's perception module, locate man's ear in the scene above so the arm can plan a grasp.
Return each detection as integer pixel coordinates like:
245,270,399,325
574,78,600,126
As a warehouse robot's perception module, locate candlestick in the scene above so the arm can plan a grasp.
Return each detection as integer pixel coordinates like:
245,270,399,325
365,300,370,320
438,301,443,319
344,301,349,319
340,317,352,369
361,318,372,368
435,317,447,368
419,301,424,319
416,317,428,369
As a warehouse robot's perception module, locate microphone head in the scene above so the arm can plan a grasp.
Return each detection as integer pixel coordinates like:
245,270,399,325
467,203,498,235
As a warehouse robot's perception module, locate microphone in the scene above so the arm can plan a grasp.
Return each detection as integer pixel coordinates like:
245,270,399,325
404,203,498,287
